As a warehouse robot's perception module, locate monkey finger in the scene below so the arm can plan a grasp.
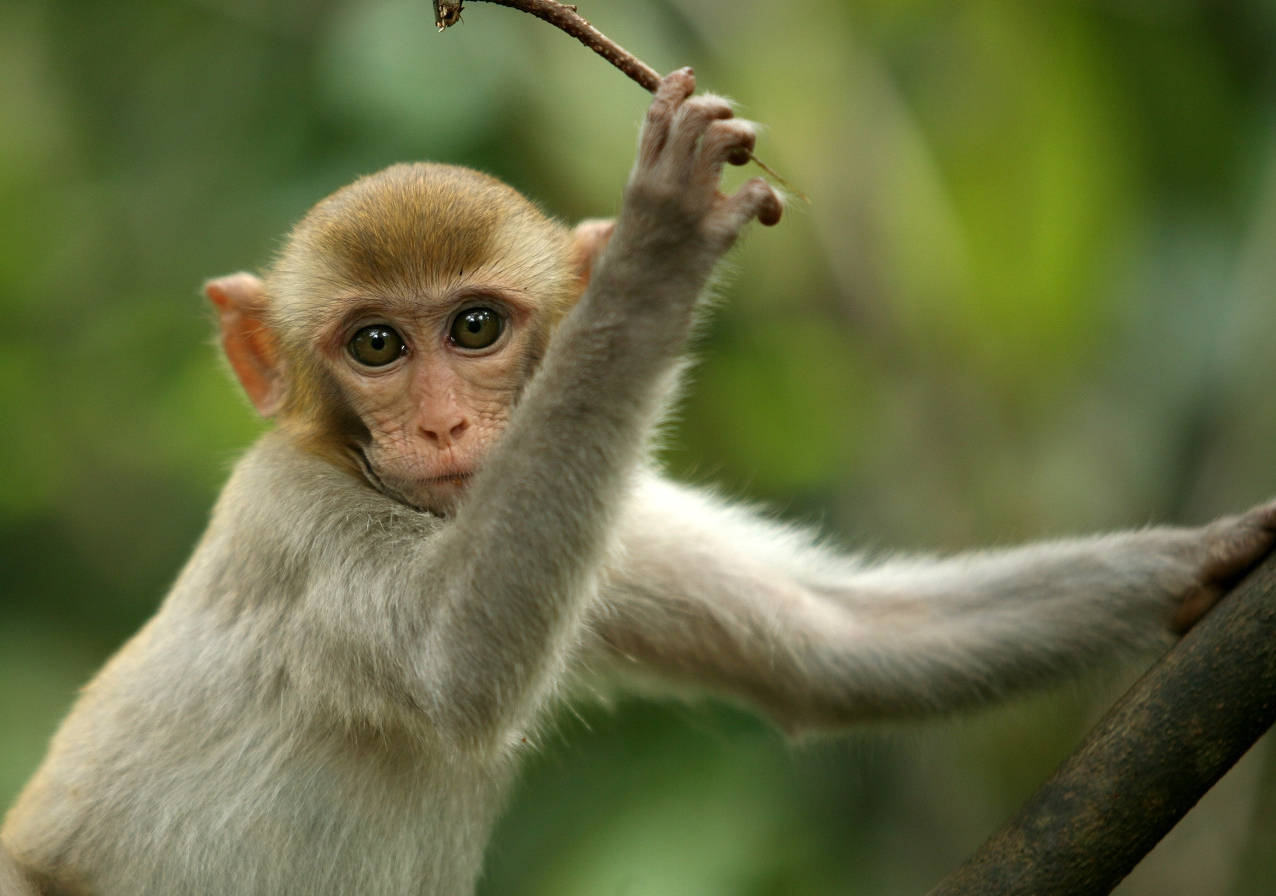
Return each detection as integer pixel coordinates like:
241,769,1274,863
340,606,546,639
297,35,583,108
719,177,784,232
1201,500,1276,587
1170,583,1223,634
667,94,735,167
639,68,697,165
757,187,784,226
1243,496,1276,533
696,119,758,183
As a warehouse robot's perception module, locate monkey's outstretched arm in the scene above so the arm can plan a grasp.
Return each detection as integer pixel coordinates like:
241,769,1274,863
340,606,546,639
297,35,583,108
587,475,1276,732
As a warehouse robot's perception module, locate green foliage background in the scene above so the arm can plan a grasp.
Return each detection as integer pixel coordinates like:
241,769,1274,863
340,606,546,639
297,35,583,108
3,1,1276,892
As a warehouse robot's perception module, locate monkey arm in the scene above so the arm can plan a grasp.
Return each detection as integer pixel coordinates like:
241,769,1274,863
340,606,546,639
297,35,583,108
136,73,778,761
332,72,778,749
586,474,1276,733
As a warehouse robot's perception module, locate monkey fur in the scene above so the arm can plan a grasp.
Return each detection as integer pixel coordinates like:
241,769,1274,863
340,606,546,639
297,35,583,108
4,70,1274,896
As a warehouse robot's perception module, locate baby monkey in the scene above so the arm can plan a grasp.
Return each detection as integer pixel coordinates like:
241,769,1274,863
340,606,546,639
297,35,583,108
4,70,1275,896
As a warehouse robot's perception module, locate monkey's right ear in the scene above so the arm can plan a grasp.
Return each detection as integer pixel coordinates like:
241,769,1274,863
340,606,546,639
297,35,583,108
570,218,615,287
204,273,285,417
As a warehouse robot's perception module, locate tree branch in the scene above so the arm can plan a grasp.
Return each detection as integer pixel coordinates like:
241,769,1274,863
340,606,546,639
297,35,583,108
928,550,1276,895
432,0,805,195
435,0,660,92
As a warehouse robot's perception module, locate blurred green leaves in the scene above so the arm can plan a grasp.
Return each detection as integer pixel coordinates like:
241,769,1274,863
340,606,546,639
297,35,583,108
319,0,531,159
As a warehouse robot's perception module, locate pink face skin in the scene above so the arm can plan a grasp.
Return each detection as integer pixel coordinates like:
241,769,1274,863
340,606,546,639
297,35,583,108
318,285,545,516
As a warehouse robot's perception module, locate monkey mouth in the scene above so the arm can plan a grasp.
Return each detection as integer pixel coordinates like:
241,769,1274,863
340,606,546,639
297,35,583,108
424,471,474,489
350,445,476,512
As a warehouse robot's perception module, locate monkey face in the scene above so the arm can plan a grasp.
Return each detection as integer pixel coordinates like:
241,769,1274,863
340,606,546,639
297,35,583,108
320,287,549,515
210,164,584,516
243,164,581,516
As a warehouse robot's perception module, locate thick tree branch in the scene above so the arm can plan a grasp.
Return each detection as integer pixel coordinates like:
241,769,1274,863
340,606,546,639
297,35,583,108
928,550,1276,895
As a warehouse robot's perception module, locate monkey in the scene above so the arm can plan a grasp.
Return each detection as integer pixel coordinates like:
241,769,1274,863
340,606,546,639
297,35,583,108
3,68,1275,895
0,845,36,896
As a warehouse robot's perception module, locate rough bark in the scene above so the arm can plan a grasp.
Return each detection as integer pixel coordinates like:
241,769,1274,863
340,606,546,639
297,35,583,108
929,552,1276,895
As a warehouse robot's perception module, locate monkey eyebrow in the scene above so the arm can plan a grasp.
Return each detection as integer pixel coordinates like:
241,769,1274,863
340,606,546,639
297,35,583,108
327,285,530,328
447,287,537,321
318,301,425,353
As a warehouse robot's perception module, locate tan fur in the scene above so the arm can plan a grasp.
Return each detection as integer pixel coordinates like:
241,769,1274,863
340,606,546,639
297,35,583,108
269,163,578,351
0,844,37,896
5,71,1274,896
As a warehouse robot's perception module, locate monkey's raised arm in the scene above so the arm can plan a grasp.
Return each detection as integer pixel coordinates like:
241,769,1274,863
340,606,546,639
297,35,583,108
204,70,778,753
587,476,1276,732
414,72,776,745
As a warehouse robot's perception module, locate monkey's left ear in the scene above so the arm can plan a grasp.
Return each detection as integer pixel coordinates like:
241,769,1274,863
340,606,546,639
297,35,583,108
204,273,285,418
570,218,615,287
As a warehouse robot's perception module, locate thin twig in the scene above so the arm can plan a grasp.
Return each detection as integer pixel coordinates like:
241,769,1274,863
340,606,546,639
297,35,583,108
435,0,659,91
432,0,806,200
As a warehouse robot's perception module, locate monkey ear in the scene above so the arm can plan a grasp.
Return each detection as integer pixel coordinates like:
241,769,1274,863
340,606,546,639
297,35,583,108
570,218,615,287
204,273,285,418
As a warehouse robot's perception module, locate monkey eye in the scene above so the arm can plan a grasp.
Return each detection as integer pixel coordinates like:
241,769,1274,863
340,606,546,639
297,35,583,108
448,307,504,351
348,325,406,367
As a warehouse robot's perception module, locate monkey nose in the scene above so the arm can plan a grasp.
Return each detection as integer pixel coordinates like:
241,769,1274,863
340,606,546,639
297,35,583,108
420,418,469,447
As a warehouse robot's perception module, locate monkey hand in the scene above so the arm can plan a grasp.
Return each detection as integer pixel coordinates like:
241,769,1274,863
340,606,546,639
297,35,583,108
1171,498,1276,633
616,68,783,280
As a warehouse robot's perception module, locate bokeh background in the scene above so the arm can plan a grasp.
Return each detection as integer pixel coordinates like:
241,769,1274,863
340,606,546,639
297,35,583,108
4,0,1276,892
